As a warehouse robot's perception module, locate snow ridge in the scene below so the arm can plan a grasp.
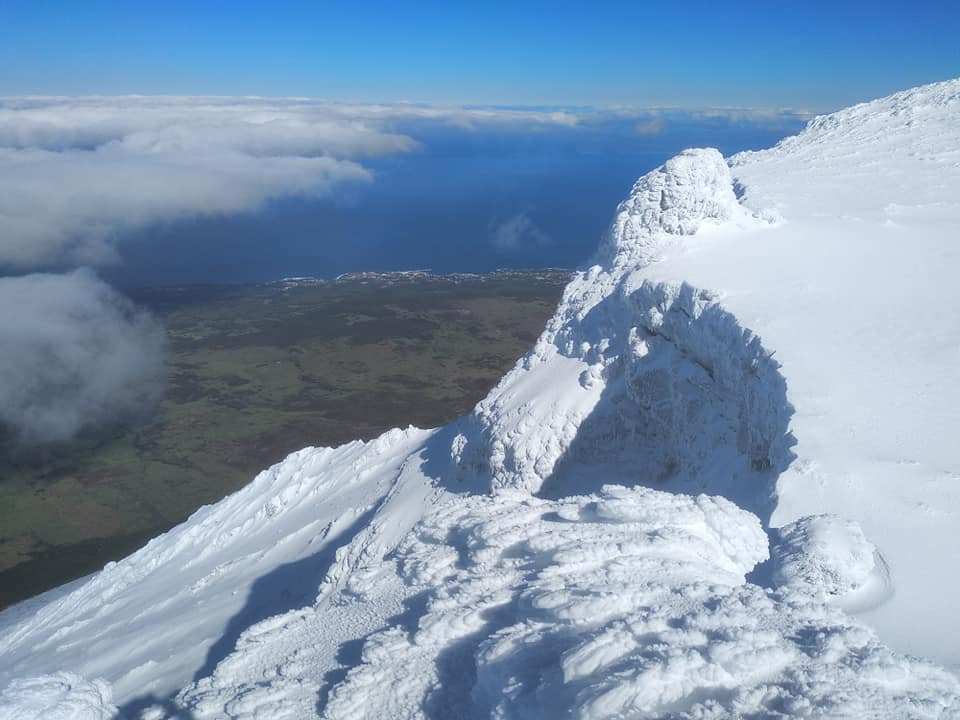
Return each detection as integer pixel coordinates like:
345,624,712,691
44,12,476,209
731,77,960,170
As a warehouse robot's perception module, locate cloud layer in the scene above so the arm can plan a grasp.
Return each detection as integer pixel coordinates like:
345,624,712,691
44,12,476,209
0,98,808,451
490,212,552,252
0,98,413,269
0,96,810,272
0,97,592,271
0,269,165,444
0,97,599,445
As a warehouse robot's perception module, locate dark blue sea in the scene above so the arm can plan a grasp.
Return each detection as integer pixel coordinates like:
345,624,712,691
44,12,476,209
108,112,805,288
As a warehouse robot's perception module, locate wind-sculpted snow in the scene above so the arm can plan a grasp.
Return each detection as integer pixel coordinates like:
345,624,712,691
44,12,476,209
0,426,435,709
771,515,877,597
0,673,116,720
323,486,957,719
2,79,960,719
768,514,895,615
668,77,960,665
597,147,753,267
730,78,960,180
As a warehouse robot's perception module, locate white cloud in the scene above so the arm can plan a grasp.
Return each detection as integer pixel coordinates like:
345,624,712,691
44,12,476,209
0,96,806,271
634,116,667,136
490,212,552,252
0,97,426,270
589,105,811,124
0,97,588,271
0,269,165,444
0,98,589,442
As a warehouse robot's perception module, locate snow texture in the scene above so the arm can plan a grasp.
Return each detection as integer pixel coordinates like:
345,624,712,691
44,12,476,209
770,514,878,597
323,486,957,719
0,673,116,720
2,78,959,719
658,77,960,667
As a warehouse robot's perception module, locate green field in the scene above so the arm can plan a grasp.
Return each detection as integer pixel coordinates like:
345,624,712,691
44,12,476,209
0,272,566,610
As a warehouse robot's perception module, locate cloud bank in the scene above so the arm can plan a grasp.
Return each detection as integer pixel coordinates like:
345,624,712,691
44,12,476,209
490,212,552,252
0,269,165,445
0,97,810,272
0,98,412,270
0,97,590,271
0,97,593,445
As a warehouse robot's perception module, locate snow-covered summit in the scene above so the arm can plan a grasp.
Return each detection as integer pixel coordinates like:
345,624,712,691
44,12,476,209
659,76,960,667
2,78,960,719
599,147,750,267
733,76,960,168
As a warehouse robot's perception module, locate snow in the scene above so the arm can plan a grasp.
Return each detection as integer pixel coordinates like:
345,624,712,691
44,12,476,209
2,78,960,718
0,426,436,711
0,674,115,720
644,77,960,668
769,514,888,608
321,485,956,719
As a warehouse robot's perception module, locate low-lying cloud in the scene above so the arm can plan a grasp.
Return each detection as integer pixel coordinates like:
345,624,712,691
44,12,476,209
0,97,592,446
0,269,165,445
0,98,410,270
633,116,667,136
0,97,587,271
0,98,809,444
0,96,811,273
490,212,552,252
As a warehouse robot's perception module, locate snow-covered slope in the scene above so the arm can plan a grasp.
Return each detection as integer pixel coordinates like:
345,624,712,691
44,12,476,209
649,78,960,667
2,78,959,719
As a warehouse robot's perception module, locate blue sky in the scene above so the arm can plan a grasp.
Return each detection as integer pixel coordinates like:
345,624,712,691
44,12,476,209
1,0,957,110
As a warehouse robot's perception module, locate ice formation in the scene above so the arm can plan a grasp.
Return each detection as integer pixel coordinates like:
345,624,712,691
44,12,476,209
2,78,960,719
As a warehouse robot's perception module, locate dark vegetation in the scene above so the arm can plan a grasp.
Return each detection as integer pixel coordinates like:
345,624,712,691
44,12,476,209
0,273,567,610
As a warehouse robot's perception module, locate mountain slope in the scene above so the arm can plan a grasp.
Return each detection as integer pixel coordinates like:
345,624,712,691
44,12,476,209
654,77,960,666
2,78,959,719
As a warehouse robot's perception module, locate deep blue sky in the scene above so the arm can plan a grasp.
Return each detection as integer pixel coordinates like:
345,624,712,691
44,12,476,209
1,0,957,109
